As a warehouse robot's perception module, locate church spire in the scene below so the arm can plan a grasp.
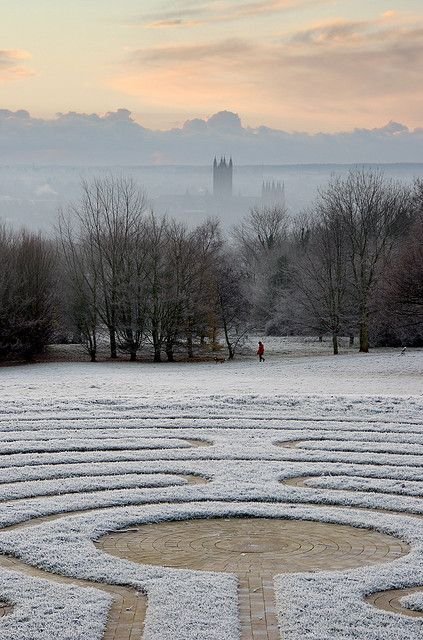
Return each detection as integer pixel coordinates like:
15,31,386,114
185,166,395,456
213,156,233,198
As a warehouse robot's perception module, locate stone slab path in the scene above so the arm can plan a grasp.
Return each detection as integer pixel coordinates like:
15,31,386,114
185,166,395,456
97,516,410,640
367,586,423,619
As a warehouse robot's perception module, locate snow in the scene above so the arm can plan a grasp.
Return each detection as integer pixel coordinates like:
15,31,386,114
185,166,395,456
0,346,422,639
401,592,423,612
1,347,422,402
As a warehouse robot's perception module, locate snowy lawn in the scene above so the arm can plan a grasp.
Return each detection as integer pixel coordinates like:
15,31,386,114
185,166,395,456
0,346,422,639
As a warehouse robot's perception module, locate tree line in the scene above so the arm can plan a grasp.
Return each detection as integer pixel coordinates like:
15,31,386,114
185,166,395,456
0,170,422,362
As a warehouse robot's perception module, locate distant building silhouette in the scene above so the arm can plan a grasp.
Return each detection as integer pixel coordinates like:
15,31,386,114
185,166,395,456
154,160,287,227
213,156,233,198
261,179,285,208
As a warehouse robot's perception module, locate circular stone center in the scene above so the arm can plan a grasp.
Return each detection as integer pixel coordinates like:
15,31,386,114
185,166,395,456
96,517,409,640
215,533,290,553
97,517,409,574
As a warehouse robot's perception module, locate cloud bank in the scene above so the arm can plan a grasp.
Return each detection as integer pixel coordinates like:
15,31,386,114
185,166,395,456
0,108,422,165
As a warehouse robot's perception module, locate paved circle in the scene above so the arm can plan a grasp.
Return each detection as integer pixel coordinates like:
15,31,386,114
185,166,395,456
97,516,409,640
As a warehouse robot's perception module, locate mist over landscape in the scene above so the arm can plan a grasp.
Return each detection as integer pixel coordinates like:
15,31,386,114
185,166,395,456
1,108,422,230
1,159,422,231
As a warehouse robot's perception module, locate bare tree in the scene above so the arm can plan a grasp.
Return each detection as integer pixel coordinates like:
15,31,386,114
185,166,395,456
144,213,169,362
391,211,423,322
318,169,409,352
64,176,147,358
114,220,148,361
58,223,100,362
182,218,222,358
0,225,56,360
161,219,191,362
234,205,291,329
293,208,350,354
234,205,289,257
142,216,222,362
214,252,251,360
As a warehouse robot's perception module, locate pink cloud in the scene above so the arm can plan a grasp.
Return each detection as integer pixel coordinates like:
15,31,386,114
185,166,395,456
136,0,329,29
0,50,33,83
111,10,423,131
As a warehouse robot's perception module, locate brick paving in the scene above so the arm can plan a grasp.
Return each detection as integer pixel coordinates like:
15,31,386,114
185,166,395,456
96,516,410,640
367,586,423,619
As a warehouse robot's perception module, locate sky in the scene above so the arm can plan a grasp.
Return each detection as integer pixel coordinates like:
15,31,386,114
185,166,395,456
1,0,423,134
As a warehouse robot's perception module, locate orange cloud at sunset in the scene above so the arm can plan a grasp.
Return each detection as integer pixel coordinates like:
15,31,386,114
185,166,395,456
140,0,328,29
0,50,33,84
111,12,423,131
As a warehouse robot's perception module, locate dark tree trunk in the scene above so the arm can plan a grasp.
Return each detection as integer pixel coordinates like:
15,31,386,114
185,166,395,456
222,318,234,360
90,350,96,362
186,330,193,359
359,305,369,353
211,327,219,352
332,332,339,355
165,332,175,362
152,326,162,362
109,328,117,359
359,324,369,353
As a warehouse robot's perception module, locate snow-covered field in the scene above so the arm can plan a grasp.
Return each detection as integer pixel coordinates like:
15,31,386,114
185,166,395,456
0,347,422,639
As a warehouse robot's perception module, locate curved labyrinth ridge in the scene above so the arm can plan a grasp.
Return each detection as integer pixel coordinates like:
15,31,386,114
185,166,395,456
284,474,423,497
0,404,421,640
1,413,423,431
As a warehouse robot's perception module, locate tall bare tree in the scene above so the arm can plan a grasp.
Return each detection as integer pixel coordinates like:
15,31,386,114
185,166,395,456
234,205,291,329
214,251,251,360
0,225,56,360
63,176,147,358
183,218,222,357
144,213,169,362
391,212,423,319
318,170,409,352
58,220,100,362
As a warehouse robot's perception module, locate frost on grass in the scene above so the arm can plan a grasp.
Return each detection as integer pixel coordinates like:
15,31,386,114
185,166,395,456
0,351,421,639
0,568,110,640
400,592,423,612
302,475,423,497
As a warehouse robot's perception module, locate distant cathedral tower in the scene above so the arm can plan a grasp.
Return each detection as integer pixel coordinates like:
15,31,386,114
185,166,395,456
261,180,285,208
213,156,233,198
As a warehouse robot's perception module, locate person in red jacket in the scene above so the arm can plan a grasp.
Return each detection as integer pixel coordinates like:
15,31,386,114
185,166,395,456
257,341,265,362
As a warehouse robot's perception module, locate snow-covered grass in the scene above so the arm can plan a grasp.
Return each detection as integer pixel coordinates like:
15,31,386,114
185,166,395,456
401,592,423,612
0,569,111,640
0,344,422,639
1,344,422,402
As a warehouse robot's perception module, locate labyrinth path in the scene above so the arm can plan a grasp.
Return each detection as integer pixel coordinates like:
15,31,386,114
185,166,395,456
0,370,421,640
